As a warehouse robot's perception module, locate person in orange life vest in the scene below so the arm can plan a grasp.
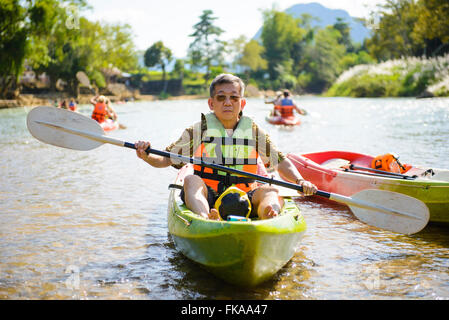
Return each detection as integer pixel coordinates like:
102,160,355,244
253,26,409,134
90,95,117,123
68,98,77,112
134,74,317,220
275,89,306,117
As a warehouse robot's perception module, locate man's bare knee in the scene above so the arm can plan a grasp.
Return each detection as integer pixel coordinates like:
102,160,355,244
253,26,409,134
183,175,208,198
184,174,203,186
252,184,279,202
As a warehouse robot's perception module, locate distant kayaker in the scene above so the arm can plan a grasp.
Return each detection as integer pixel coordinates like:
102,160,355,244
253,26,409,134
276,90,307,117
90,95,117,123
68,98,77,112
134,74,317,220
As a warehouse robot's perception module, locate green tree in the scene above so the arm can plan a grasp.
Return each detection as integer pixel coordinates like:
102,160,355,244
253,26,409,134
304,27,346,92
412,0,449,56
260,9,306,81
0,0,87,97
238,40,268,73
366,0,449,58
261,9,308,80
366,0,421,60
171,59,185,80
188,10,225,86
339,51,375,71
30,13,138,95
0,0,28,98
101,23,139,72
26,1,90,94
1,0,138,98
227,35,248,72
333,18,354,51
144,41,173,86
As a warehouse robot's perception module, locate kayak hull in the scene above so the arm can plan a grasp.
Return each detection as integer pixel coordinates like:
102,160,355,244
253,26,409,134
167,164,306,287
266,115,301,126
288,151,449,224
100,119,119,132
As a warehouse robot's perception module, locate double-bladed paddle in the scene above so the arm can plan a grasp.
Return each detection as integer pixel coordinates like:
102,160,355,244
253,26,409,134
26,106,430,235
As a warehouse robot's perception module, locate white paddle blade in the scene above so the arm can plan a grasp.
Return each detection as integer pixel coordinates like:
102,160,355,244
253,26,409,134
27,106,105,151
349,189,429,235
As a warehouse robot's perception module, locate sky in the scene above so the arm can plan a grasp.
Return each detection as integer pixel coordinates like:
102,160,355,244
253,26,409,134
83,0,386,58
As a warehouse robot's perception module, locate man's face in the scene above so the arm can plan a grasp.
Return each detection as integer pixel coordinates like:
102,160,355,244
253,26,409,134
208,82,245,122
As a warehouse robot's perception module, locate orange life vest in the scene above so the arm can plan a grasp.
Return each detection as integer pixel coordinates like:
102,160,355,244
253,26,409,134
69,102,77,112
193,113,259,194
91,102,107,123
371,153,407,174
274,105,294,117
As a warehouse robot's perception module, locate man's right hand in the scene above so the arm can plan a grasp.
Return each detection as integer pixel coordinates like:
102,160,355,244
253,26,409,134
135,141,151,160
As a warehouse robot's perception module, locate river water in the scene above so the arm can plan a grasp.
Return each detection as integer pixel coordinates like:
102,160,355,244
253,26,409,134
1,97,448,300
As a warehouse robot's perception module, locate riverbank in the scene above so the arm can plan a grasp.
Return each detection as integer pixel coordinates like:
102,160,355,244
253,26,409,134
0,94,212,109
0,84,263,109
0,93,126,109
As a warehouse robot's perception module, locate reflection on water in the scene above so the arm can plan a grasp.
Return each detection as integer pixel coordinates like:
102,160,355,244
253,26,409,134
0,97,448,299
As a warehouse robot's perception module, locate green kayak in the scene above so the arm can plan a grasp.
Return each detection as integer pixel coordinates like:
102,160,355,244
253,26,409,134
167,164,307,287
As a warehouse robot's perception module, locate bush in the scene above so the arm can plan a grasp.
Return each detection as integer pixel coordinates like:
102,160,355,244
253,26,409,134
327,73,401,97
399,66,435,96
183,84,207,95
158,91,171,99
90,70,106,88
326,54,449,97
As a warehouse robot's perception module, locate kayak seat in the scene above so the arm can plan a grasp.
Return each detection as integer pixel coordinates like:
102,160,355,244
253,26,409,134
321,158,350,169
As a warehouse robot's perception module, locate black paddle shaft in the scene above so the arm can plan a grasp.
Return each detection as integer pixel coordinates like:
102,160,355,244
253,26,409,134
123,142,330,199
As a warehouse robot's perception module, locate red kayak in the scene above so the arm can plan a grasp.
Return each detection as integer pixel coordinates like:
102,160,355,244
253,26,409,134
265,114,301,126
100,119,119,132
287,150,449,223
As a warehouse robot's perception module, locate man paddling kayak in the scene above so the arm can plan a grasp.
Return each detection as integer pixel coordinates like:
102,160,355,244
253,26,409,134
135,74,317,220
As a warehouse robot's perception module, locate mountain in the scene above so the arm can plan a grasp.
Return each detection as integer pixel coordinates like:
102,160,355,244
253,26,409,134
253,2,370,44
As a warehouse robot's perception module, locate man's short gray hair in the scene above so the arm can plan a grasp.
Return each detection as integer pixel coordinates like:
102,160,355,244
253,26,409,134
209,73,245,97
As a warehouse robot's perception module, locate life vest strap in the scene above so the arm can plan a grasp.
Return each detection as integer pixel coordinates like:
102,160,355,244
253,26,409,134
193,169,255,187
